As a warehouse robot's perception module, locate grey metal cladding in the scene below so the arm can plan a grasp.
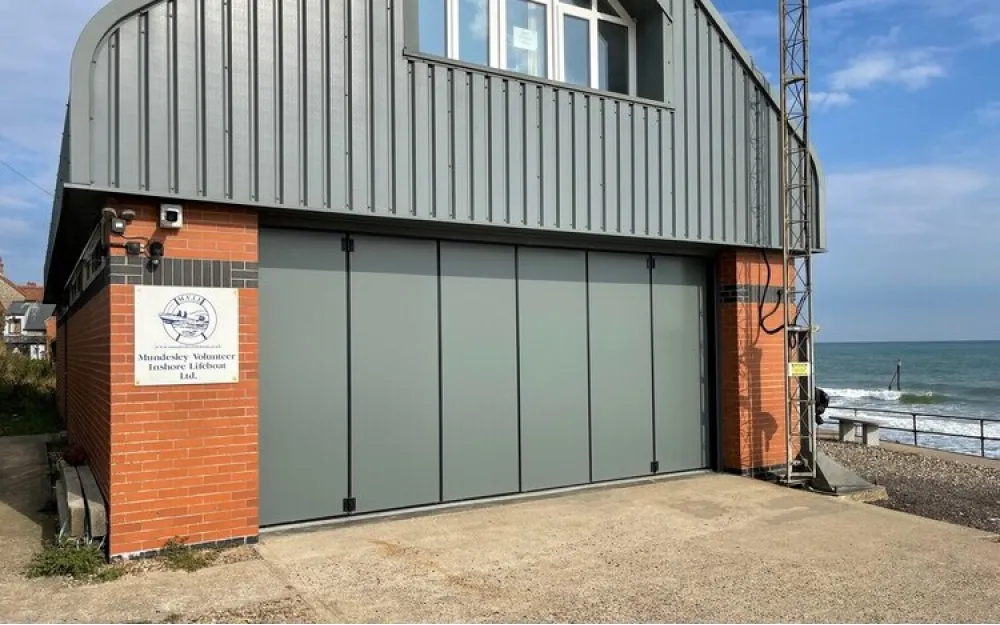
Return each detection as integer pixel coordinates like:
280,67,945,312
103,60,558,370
349,235,440,513
517,247,591,492
63,0,825,252
258,228,349,525
652,255,709,473
439,242,519,502
587,251,654,482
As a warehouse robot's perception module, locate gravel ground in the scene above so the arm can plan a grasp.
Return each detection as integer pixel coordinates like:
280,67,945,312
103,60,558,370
121,544,262,576
180,597,319,624
820,440,1000,534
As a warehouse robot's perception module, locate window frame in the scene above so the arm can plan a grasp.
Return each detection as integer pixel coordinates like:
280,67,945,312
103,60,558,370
435,0,638,96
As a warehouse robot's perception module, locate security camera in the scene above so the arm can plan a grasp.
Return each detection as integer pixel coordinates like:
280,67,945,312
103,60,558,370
160,204,183,229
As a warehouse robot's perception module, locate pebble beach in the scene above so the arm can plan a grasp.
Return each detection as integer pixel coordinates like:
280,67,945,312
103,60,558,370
819,440,1000,535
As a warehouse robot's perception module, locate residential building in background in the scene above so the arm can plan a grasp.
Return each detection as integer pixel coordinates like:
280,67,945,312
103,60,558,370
2,301,57,360
0,257,45,314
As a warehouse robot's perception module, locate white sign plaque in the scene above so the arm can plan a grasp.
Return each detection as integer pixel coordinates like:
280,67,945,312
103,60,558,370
512,26,538,51
134,286,240,386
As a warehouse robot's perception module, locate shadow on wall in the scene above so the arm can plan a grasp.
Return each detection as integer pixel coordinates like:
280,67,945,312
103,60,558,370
737,260,779,470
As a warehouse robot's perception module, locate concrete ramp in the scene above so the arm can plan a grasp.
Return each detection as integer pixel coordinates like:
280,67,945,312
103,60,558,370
812,449,887,501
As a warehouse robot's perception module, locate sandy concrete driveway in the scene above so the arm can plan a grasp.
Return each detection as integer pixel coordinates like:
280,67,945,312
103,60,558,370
260,473,1000,623
2,433,999,623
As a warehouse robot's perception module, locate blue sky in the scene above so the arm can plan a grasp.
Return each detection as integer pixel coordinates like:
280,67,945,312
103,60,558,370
1,0,999,342
715,0,1000,343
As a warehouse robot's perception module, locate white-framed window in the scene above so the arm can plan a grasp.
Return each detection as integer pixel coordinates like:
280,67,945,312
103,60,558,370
416,0,638,96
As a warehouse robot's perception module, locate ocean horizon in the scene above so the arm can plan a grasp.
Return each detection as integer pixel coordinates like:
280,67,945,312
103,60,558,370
812,340,1000,458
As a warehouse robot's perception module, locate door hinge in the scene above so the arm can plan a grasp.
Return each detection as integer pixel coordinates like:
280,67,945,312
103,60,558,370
343,497,356,513
650,460,659,473
342,237,354,253
647,256,656,269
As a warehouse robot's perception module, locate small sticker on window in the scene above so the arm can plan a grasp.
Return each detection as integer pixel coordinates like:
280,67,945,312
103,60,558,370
512,26,538,51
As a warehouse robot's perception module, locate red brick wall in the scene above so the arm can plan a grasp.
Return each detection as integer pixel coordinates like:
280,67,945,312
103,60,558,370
45,316,57,360
104,199,259,557
717,250,798,472
106,201,257,262
64,290,112,497
56,318,67,420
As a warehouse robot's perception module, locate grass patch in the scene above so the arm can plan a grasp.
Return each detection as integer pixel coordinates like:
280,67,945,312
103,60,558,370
26,537,106,581
0,350,61,437
92,565,128,583
25,537,129,584
161,536,219,572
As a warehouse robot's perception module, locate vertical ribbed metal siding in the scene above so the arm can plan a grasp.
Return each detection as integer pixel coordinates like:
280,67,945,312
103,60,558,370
672,0,795,248
407,61,674,237
71,0,807,249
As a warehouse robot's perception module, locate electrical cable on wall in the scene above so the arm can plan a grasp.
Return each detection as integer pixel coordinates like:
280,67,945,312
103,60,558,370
758,249,784,335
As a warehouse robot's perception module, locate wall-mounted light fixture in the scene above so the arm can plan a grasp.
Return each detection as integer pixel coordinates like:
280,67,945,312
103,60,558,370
148,240,165,269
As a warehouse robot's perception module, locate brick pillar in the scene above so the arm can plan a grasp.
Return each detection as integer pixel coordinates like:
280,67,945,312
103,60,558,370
716,250,796,473
105,198,259,557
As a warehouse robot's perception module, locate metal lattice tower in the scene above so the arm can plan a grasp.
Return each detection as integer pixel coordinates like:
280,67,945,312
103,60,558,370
778,0,817,484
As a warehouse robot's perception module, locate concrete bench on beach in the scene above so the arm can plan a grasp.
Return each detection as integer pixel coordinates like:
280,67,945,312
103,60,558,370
837,417,881,447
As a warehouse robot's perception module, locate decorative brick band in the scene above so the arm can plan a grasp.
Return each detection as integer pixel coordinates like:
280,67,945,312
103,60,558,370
108,256,259,289
719,284,783,304
111,535,260,562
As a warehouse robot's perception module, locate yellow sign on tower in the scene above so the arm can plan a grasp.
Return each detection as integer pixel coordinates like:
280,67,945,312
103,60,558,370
788,362,811,377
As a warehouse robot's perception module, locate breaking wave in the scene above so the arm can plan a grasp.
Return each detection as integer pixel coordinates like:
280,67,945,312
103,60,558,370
825,388,946,404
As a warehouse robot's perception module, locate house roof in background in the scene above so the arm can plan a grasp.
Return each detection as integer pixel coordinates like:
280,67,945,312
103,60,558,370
5,302,57,332
0,273,45,307
17,284,44,301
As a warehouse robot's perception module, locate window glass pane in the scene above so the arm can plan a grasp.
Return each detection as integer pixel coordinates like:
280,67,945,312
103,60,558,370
506,0,548,78
563,15,590,87
559,0,592,8
417,0,447,56
597,0,619,17
598,20,628,94
458,0,490,64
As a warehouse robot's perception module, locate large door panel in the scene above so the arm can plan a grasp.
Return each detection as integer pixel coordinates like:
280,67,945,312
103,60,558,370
259,228,348,526
652,256,710,472
440,242,519,501
517,247,591,491
350,235,440,513
588,252,654,481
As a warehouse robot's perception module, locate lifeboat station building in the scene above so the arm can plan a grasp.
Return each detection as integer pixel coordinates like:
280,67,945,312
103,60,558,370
45,0,826,557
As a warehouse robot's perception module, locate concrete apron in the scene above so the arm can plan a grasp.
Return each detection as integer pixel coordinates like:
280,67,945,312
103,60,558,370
2,434,999,623
257,472,1000,623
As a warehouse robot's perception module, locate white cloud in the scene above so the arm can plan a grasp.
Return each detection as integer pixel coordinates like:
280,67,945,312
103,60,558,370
825,163,1000,287
829,50,946,91
814,0,903,19
811,91,853,110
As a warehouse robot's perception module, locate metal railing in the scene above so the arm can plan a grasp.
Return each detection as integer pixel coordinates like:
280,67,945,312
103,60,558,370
827,405,1000,460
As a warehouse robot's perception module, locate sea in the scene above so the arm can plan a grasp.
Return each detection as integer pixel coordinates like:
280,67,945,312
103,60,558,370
816,341,1000,459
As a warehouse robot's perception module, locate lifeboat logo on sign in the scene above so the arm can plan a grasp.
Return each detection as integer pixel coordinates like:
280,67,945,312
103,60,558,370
158,293,217,345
